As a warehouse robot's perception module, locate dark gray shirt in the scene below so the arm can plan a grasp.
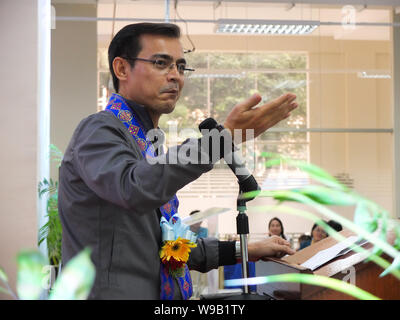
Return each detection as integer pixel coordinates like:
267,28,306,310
58,97,235,299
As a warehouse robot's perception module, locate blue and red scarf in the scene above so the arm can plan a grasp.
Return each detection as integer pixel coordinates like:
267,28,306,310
105,93,193,300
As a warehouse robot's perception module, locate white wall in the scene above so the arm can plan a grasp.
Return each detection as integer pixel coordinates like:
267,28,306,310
0,1,97,299
50,3,97,178
0,0,43,299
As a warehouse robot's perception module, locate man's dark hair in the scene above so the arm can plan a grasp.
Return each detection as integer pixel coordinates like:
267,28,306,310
108,23,181,92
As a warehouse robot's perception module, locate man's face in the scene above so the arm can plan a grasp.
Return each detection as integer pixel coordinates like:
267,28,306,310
125,34,185,117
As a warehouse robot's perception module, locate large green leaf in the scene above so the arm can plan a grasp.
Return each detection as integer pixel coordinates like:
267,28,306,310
225,273,380,300
291,185,356,206
49,248,95,300
260,189,301,203
353,201,379,233
380,254,400,278
365,215,390,263
364,231,386,264
0,286,11,296
394,225,400,250
16,251,47,300
0,267,8,283
0,267,12,297
256,188,355,207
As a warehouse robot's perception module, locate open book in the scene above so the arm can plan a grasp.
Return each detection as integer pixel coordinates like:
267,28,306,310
301,236,368,271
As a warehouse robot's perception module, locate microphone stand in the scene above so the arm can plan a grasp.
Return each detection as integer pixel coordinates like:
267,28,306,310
221,184,269,300
197,118,269,299
236,188,251,294
200,181,270,300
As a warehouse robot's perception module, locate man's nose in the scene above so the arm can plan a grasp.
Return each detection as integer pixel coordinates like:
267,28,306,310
166,65,183,84
166,64,180,77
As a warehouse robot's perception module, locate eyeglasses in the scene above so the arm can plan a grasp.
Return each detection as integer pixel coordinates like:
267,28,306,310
122,56,195,76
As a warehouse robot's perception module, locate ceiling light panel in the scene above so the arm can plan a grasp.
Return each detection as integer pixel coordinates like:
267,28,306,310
216,19,319,35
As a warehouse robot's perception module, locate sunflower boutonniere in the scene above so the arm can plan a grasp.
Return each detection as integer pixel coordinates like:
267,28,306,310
160,237,197,277
159,215,197,277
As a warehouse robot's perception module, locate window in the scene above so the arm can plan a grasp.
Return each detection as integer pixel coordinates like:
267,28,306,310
96,2,395,234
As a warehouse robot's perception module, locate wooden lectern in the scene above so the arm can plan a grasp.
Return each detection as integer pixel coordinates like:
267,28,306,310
255,230,400,300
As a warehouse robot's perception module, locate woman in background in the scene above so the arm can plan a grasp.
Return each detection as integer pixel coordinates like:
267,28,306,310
298,222,329,250
268,217,288,240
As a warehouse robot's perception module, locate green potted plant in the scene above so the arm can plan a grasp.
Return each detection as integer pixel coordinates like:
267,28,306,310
0,248,95,300
38,145,63,282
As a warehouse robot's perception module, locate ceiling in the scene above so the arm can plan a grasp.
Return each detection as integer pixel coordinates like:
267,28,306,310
95,1,392,41
51,0,395,43
52,0,400,6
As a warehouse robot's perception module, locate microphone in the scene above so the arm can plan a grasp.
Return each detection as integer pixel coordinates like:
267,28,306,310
199,118,260,197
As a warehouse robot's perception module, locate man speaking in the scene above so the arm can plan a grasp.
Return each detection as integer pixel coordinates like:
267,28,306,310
58,23,297,299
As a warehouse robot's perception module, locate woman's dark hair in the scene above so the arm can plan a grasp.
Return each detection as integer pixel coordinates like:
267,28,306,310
108,23,181,92
327,220,343,232
311,223,318,234
268,217,286,240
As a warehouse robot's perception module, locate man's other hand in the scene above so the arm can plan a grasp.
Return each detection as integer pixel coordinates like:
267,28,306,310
247,235,296,261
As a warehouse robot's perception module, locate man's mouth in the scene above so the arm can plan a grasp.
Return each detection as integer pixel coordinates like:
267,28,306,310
160,86,179,94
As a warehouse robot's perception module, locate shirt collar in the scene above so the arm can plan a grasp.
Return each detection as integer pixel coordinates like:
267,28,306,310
121,96,165,152
123,97,155,133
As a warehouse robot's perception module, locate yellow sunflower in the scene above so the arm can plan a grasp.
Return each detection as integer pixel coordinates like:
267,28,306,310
160,237,197,263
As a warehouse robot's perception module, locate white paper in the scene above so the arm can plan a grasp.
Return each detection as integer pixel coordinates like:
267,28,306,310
181,207,231,226
301,236,365,271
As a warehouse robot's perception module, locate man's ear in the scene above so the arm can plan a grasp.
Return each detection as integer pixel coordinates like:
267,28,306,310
112,57,130,82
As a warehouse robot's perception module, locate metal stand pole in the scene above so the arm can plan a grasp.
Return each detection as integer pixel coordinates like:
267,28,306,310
237,192,250,294
200,188,270,300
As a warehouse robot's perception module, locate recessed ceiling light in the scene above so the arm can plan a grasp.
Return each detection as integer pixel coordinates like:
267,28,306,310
216,19,319,35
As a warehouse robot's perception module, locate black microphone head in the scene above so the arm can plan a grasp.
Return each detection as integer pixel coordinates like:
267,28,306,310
199,118,218,131
239,175,260,194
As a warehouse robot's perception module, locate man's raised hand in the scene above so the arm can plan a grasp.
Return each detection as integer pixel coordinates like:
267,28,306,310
223,93,298,143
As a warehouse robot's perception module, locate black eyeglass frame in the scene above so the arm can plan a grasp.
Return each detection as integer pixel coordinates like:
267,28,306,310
121,56,195,75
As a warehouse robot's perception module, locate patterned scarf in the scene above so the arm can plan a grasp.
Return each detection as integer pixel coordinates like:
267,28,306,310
105,93,193,300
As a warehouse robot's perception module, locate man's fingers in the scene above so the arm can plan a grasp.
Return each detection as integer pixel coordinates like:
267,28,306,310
271,93,296,108
259,243,295,261
237,93,263,111
284,245,296,255
257,93,297,117
272,237,295,256
225,92,298,143
272,235,290,246
275,244,295,257
256,101,298,133
289,101,298,110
